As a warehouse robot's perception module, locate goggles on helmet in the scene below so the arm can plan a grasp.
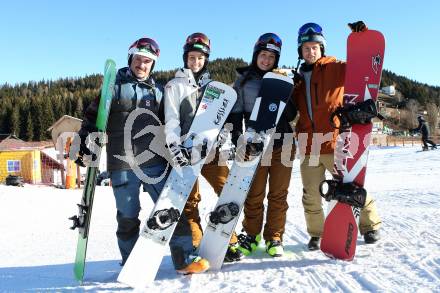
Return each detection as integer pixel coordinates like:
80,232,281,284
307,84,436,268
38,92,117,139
128,37,160,61
255,33,282,53
185,33,211,48
298,23,323,36
184,33,211,55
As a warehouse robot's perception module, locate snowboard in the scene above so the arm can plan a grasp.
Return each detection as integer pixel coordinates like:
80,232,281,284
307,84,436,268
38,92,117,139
69,59,117,282
117,81,237,288
198,72,294,270
320,30,385,260
416,145,439,152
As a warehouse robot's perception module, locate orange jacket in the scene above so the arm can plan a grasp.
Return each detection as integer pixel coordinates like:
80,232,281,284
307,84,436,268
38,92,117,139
293,56,346,155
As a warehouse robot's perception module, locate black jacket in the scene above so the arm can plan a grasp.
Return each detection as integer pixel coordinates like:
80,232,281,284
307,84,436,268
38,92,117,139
412,119,430,139
227,66,297,149
80,67,167,171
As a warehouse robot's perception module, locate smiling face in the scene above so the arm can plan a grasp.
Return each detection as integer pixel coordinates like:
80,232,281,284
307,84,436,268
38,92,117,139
130,54,154,80
187,51,207,73
301,41,322,65
256,50,276,71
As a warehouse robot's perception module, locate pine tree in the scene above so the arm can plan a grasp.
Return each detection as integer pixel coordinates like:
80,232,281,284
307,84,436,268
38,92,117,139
10,107,20,137
26,112,34,141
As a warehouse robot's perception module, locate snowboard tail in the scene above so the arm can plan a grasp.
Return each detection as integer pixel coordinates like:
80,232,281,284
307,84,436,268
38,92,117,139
71,59,116,282
320,30,385,260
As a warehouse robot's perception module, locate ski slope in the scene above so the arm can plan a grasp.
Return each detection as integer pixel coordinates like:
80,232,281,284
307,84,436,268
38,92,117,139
0,145,439,292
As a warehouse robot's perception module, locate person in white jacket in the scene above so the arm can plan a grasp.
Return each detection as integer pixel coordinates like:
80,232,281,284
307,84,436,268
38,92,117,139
164,33,243,273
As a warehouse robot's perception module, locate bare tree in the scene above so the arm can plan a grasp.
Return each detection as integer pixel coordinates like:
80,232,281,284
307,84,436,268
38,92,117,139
404,99,419,129
426,102,439,135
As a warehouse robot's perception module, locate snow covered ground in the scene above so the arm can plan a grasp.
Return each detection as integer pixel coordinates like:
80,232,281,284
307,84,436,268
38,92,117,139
0,145,439,292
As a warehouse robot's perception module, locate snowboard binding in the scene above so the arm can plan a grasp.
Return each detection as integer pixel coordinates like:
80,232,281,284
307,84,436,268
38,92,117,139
330,99,384,130
209,202,240,225
147,208,180,230
69,204,88,233
319,179,367,208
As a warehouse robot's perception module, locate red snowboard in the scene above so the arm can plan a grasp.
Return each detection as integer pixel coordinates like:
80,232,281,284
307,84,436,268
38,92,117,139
320,30,385,260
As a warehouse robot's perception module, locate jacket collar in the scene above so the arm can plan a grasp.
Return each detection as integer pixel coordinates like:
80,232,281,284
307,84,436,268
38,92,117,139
117,67,155,88
175,68,211,87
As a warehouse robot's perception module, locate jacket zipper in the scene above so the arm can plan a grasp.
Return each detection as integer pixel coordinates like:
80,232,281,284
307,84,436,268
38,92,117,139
314,83,319,105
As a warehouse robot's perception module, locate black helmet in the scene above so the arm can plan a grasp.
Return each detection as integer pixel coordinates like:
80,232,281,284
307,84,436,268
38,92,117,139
297,22,326,59
183,32,211,56
252,33,282,68
183,32,211,70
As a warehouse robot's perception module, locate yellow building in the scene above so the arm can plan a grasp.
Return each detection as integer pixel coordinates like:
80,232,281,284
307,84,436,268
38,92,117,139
0,134,63,184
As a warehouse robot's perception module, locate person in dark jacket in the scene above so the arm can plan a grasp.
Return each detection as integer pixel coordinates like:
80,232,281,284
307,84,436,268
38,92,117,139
412,115,437,150
228,33,297,258
75,37,195,273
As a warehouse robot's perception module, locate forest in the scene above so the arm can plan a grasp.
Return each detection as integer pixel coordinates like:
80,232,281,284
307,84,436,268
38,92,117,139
0,57,438,141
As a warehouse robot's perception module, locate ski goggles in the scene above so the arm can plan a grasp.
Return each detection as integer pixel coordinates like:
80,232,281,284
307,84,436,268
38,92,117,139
298,23,323,36
256,33,282,53
185,33,210,48
132,37,161,58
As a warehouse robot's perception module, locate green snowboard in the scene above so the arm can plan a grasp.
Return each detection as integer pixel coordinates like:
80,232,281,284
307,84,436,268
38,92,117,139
70,59,116,282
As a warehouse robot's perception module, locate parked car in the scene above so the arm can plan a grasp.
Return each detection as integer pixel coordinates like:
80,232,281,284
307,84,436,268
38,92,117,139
6,175,24,187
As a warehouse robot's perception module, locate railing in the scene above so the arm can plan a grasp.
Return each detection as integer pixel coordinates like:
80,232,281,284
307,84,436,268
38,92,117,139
371,134,439,147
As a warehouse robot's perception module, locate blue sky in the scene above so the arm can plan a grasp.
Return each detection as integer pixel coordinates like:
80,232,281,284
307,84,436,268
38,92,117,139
1,0,439,86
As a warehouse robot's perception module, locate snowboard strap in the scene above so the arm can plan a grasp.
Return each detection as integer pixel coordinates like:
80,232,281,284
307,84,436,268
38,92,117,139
209,202,240,225
319,179,367,208
146,208,180,230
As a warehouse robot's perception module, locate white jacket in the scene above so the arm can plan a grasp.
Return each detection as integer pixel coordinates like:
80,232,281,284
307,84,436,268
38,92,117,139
164,68,211,146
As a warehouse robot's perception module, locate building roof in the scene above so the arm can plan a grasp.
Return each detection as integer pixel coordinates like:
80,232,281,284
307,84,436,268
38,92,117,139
0,134,53,151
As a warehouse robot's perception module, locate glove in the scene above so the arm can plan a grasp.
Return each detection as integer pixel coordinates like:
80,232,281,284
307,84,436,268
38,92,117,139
168,143,191,167
246,141,264,157
348,21,368,33
236,129,265,160
69,133,96,167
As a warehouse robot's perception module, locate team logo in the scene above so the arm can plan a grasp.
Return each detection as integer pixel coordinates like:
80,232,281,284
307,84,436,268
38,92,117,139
372,54,382,75
343,94,358,105
268,103,277,112
205,85,225,101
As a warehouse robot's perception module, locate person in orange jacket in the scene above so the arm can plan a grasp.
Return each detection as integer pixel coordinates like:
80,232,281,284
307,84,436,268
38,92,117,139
292,21,382,250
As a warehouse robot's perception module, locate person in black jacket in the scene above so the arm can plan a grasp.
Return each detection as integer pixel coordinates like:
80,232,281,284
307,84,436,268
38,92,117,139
228,33,297,258
411,115,437,150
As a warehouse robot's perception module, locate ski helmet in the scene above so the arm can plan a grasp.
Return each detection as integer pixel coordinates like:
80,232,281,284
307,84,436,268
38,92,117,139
297,22,326,59
183,32,211,56
127,37,160,65
418,115,425,122
183,32,211,70
252,33,282,68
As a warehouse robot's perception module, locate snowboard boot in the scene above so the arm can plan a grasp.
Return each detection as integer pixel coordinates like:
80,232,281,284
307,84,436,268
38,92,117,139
265,240,284,257
364,230,380,244
237,233,261,256
307,237,321,251
224,243,245,262
176,255,210,275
